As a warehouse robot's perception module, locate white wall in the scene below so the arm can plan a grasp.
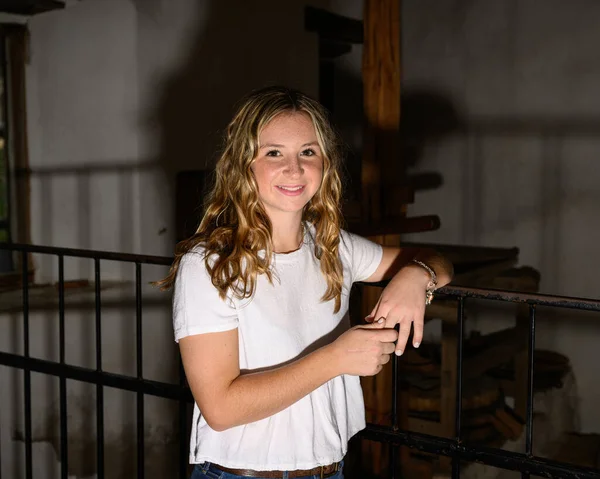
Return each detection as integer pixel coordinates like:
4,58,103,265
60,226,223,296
331,0,600,433
1,0,325,477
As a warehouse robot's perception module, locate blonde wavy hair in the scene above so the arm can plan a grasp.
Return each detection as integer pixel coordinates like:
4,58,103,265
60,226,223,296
157,86,345,312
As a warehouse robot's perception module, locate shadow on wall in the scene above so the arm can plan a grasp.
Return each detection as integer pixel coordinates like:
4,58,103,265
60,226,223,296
399,88,464,169
331,61,462,202
140,0,333,239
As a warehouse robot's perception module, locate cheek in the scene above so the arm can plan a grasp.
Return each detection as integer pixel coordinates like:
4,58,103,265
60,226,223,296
313,163,324,182
251,164,274,191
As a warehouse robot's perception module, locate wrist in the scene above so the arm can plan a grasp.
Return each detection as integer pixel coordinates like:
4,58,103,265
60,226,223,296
394,262,432,293
317,342,343,379
407,259,438,305
401,262,432,287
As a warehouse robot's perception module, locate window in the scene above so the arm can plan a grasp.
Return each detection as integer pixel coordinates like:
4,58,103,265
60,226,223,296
0,30,12,274
0,24,30,281
0,37,9,240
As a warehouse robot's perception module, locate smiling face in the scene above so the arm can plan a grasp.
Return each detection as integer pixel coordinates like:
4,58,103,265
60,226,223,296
251,111,324,227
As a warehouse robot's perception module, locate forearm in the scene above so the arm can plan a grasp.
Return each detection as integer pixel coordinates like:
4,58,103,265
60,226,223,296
208,345,337,431
411,248,454,287
373,246,453,286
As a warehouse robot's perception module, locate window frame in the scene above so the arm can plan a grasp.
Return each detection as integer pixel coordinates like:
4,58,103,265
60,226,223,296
0,24,31,288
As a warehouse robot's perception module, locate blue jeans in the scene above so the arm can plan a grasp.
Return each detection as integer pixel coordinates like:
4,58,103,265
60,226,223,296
191,461,345,479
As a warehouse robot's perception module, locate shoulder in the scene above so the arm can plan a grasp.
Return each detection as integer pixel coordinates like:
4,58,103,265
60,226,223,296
177,244,219,283
303,223,354,247
174,245,235,306
338,228,375,256
338,228,354,247
304,224,376,257
178,245,204,269
338,229,384,282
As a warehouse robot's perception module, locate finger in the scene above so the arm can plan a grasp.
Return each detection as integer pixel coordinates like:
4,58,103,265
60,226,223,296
383,313,399,330
381,342,396,355
380,353,391,365
361,318,386,329
366,298,382,323
374,328,399,343
395,319,413,356
412,316,424,348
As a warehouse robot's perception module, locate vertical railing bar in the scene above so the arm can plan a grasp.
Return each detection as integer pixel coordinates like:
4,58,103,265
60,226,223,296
179,358,188,479
455,296,465,438
452,296,465,479
522,303,536,479
58,254,68,479
390,353,399,479
525,303,536,453
391,355,398,427
135,262,145,478
21,251,32,479
94,258,105,479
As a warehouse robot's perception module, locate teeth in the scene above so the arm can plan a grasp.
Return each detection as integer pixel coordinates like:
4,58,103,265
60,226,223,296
278,185,303,191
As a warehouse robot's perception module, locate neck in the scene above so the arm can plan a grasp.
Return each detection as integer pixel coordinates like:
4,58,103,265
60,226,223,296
271,215,304,253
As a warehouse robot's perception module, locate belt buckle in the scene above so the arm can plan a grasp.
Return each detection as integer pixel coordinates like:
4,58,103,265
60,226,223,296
320,463,339,478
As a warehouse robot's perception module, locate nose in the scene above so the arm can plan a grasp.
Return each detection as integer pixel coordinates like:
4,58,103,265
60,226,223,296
284,156,304,176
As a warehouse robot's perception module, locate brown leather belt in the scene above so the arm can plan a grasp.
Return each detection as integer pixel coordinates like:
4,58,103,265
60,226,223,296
210,462,341,478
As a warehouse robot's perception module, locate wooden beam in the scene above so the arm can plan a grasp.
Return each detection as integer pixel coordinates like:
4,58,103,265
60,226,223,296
359,3,404,475
0,0,64,16
362,0,401,224
304,6,363,44
6,27,33,277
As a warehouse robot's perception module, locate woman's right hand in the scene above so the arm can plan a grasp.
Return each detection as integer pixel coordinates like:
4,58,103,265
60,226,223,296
328,320,399,377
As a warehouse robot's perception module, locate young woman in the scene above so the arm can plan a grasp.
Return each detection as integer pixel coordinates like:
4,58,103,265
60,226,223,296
159,86,453,479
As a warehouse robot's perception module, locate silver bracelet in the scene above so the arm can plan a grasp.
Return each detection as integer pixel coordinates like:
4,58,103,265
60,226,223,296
410,259,438,305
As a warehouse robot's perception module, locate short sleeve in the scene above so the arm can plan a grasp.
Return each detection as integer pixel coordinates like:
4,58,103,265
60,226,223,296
339,230,384,284
172,250,238,342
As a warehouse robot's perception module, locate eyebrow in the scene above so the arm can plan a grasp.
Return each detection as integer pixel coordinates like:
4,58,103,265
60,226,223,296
259,141,320,149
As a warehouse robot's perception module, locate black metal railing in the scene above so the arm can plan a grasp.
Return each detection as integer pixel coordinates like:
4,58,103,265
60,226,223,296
0,242,189,479
1,242,599,479
358,285,600,479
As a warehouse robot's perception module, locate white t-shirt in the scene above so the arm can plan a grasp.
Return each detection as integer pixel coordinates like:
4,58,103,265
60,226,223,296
173,226,383,470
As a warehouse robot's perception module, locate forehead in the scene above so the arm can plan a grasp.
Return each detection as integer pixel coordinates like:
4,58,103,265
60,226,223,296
259,111,317,142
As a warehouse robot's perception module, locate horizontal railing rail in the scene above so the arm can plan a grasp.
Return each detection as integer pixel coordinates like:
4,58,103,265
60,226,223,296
0,241,173,266
440,284,600,312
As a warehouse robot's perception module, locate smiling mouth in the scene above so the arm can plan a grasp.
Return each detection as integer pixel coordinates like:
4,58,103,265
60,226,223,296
276,185,305,192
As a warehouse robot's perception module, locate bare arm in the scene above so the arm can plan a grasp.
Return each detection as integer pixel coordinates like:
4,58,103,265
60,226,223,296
365,246,454,286
180,321,398,431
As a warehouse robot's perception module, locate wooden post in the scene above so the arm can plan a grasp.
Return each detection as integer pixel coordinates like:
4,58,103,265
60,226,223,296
6,27,33,281
361,0,402,224
360,1,403,477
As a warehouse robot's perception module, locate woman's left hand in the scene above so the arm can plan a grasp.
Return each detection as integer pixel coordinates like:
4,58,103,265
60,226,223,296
366,264,430,356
